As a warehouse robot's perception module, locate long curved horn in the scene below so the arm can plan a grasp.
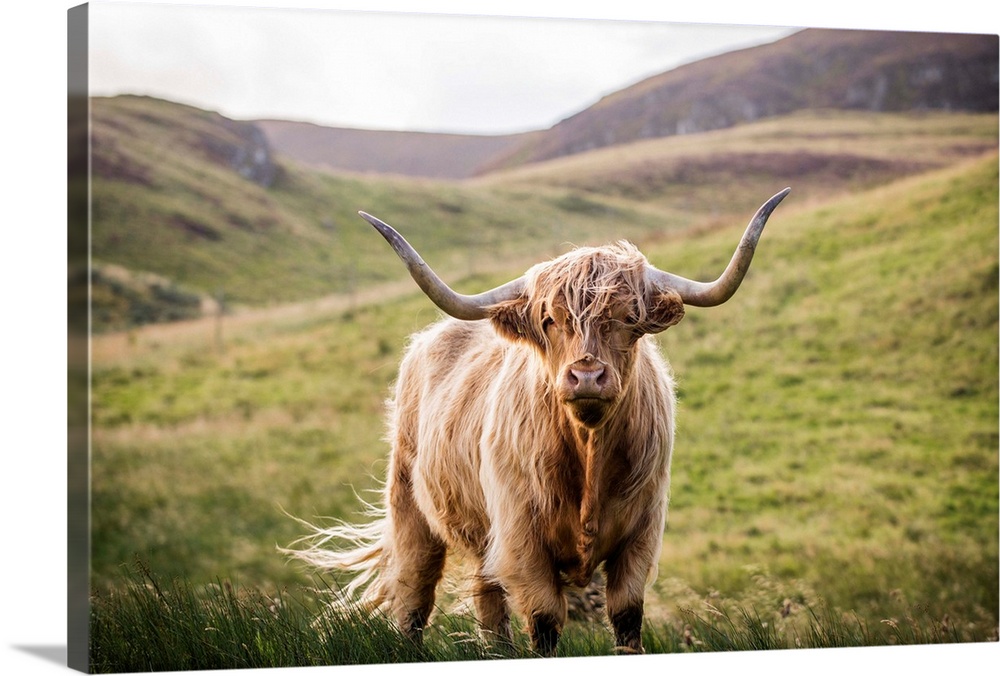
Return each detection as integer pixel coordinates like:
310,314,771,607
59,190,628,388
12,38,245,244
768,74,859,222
359,211,525,320
647,188,790,307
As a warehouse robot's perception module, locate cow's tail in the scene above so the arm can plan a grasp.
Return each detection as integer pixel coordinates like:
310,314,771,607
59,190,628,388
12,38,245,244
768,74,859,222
280,494,392,612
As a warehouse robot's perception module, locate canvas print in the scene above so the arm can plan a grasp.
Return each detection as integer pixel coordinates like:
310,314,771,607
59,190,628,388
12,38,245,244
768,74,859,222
68,2,999,673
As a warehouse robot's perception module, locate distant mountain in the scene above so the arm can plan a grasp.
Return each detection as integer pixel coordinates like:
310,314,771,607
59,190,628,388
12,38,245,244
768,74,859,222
258,27,998,179
256,120,533,180
480,28,998,173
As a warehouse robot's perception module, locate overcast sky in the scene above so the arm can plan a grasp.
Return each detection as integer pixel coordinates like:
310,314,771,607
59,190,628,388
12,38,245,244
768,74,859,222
86,1,1000,135
88,2,803,134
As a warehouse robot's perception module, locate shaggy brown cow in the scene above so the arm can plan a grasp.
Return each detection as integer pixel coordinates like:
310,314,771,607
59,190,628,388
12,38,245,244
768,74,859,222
287,189,789,655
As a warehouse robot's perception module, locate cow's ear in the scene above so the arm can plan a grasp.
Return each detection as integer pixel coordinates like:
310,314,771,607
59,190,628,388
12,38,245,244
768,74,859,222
639,288,685,335
489,296,542,346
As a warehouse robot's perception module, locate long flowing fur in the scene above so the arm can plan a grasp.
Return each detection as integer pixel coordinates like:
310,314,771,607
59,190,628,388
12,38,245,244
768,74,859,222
280,492,392,609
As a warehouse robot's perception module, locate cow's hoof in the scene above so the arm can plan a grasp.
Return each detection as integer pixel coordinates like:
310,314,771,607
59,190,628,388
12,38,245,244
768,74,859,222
613,645,644,655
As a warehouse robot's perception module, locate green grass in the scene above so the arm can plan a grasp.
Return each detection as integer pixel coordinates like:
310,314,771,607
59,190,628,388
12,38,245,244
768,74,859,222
90,560,433,671
90,559,991,672
651,156,998,625
88,113,998,665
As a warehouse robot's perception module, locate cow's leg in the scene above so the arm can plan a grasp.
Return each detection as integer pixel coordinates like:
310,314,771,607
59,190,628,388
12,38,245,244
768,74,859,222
527,606,563,657
484,513,567,655
603,547,650,654
472,572,512,646
386,462,447,643
501,561,566,655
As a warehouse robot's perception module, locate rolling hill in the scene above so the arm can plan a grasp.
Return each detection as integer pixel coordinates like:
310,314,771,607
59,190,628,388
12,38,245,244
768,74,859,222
87,93,997,332
86,96,684,331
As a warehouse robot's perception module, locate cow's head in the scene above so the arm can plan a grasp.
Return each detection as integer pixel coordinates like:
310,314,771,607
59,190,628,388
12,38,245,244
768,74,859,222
486,242,684,427
359,188,789,428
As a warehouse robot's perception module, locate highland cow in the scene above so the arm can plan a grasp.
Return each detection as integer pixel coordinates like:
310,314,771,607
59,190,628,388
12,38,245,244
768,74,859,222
287,188,790,655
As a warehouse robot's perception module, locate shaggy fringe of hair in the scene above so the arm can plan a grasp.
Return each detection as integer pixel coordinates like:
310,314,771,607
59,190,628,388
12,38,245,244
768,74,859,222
529,241,655,340
279,489,392,612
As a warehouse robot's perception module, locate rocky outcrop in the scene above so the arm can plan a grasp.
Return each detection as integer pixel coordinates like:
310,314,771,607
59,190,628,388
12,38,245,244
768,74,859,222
91,96,279,189
207,118,278,188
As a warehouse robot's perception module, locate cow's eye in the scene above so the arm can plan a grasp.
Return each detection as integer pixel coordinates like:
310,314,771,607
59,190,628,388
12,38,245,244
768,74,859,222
624,304,643,324
541,315,555,332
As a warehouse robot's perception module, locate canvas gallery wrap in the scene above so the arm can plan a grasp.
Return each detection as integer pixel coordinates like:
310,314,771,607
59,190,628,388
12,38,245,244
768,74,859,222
67,2,999,673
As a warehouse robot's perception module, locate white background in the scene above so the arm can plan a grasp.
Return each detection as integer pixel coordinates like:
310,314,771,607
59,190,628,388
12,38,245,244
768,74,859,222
2,2,998,675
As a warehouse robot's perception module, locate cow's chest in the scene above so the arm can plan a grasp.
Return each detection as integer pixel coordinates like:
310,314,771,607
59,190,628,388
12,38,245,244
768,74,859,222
536,437,643,583
545,488,634,586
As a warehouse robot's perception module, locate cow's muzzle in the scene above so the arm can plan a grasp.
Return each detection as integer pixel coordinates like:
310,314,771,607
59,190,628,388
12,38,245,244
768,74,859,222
565,361,608,399
561,357,615,427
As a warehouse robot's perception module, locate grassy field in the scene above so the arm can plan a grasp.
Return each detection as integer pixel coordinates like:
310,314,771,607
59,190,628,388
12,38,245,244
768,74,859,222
88,111,998,667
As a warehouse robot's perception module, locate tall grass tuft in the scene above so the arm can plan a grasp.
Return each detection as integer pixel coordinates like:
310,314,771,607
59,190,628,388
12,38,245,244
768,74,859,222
89,560,541,672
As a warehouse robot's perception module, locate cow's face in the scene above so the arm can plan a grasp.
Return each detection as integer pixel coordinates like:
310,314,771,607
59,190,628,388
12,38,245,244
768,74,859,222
489,244,684,428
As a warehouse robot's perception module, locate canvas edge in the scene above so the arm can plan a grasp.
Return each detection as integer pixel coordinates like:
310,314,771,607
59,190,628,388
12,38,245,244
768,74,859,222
68,3,91,673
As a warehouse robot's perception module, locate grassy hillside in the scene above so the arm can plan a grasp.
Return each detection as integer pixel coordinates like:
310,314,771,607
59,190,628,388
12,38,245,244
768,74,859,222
90,96,677,329
651,155,998,626
90,150,998,652
90,95,996,334
477,110,998,212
